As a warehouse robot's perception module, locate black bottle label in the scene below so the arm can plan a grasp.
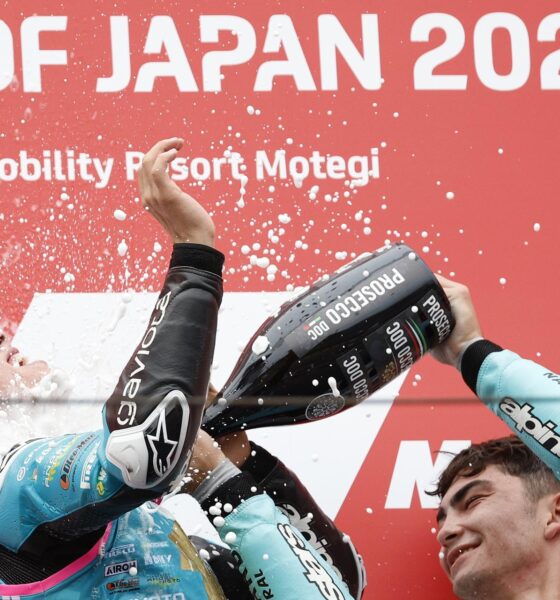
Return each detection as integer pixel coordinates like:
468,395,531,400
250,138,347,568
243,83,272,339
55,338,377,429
337,349,371,404
286,266,408,357
367,313,425,383
365,291,453,383
420,292,453,343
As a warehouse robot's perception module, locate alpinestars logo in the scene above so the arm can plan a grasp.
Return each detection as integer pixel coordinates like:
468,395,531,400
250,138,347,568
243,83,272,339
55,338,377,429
147,410,178,477
277,523,345,600
279,503,342,580
499,398,560,457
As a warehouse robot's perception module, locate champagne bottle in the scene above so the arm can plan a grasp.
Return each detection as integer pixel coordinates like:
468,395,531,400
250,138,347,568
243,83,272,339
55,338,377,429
203,244,454,435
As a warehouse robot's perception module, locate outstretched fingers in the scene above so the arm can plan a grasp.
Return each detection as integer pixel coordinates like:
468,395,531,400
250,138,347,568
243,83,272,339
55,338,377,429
151,147,180,187
142,137,183,171
138,137,215,245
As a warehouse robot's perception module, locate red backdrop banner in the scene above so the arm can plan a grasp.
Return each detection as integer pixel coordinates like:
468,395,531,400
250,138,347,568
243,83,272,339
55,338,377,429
0,2,558,597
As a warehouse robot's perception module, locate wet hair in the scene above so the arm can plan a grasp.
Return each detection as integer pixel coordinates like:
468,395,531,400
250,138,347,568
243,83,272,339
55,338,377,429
429,435,560,502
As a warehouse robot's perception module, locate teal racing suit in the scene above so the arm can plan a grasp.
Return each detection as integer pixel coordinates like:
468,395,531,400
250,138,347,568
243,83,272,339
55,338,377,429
461,339,560,478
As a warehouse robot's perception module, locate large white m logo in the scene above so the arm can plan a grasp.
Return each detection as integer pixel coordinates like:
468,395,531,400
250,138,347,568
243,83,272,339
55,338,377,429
385,440,471,509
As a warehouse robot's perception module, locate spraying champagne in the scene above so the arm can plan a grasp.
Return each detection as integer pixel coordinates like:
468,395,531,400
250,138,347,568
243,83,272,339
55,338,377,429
203,244,454,435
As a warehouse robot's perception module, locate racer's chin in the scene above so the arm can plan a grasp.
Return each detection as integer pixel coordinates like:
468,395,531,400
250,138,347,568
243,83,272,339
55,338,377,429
450,548,489,599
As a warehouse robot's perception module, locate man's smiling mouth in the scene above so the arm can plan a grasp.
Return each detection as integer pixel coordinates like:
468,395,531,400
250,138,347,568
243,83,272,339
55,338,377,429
447,543,480,571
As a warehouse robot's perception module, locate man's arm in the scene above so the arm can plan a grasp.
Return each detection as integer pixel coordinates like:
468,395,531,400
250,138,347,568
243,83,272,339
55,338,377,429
434,275,560,479
214,432,366,599
186,431,357,600
0,138,224,553
98,139,224,506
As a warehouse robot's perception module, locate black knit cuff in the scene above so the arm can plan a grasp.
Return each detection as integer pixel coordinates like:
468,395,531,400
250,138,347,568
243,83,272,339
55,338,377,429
241,442,278,483
200,472,263,513
170,243,224,276
461,339,503,394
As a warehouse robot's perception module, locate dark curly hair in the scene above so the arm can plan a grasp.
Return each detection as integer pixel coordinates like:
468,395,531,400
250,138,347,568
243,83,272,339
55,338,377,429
428,435,560,501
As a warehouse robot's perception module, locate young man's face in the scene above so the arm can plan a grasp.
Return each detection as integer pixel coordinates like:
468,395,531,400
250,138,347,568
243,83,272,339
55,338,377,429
436,465,548,599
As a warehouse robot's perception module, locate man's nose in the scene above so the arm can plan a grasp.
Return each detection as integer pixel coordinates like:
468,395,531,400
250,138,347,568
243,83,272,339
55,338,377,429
436,513,464,547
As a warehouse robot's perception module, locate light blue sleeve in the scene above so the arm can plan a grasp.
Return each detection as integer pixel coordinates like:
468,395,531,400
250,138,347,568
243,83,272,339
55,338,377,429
0,431,124,551
216,494,354,600
477,349,560,479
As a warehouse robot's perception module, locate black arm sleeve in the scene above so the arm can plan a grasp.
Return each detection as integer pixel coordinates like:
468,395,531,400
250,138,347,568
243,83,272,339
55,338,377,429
103,244,224,493
460,339,503,394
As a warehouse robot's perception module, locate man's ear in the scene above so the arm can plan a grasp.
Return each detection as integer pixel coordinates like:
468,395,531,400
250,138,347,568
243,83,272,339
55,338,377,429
544,492,560,541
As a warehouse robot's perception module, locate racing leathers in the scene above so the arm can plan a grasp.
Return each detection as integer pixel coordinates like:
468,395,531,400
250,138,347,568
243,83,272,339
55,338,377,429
460,339,560,479
0,243,356,599
191,442,366,599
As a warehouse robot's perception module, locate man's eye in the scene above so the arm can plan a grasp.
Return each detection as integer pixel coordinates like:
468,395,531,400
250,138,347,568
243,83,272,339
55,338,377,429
465,495,483,508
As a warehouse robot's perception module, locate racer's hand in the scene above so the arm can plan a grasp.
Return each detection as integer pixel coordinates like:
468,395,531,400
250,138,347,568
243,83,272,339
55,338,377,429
431,275,483,367
138,137,215,247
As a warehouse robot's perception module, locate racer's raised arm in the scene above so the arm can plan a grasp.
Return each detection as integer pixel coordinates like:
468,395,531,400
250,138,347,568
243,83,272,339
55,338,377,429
0,137,224,553
102,136,222,495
